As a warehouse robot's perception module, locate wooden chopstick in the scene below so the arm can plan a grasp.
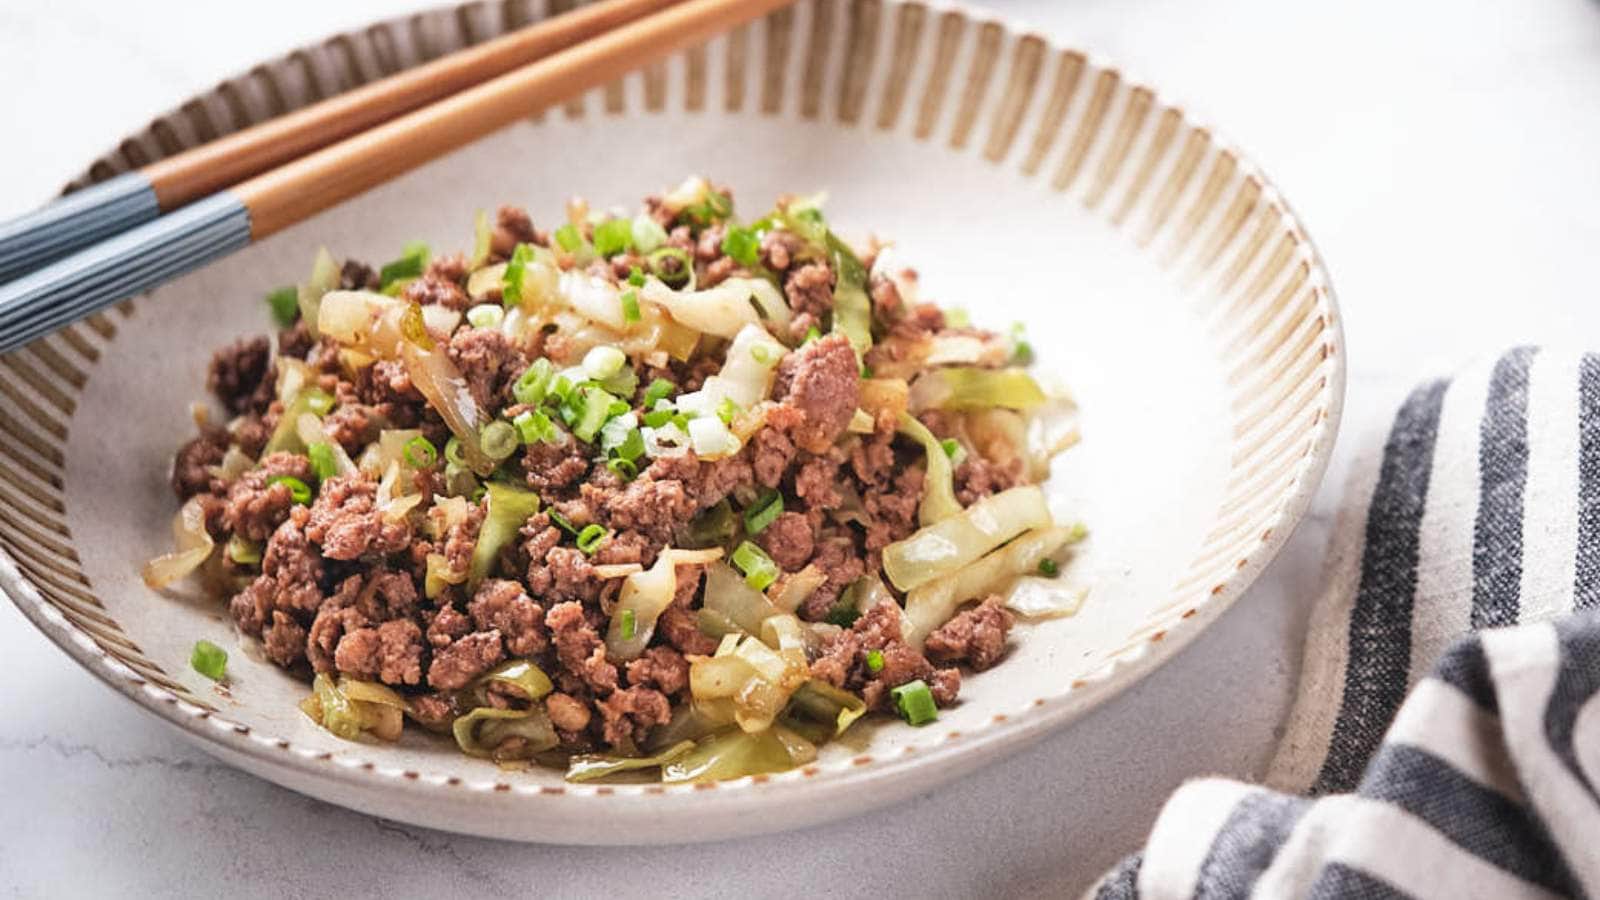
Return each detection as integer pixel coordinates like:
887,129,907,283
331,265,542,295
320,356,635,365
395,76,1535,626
0,0,677,284
0,0,797,354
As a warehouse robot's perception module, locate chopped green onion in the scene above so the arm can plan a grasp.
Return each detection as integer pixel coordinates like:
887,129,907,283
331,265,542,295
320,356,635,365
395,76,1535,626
615,429,646,463
466,303,504,329
307,442,338,482
643,408,673,428
648,247,693,288
618,608,637,641
444,436,467,468
226,535,262,566
642,378,675,408
720,225,761,268
860,363,874,378
190,640,228,681
1010,322,1034,365
554,223,586,254
548,509,578,535
632,214,669,254
731,541,779,590
576,524,609,555
303,388,335,416
684,189,733,225
620,289,641,323
743,489,783,535
513,358,554,407
503,243,534,307
940,437,968,468
471,485,487,503
568,385,621,444
480,421,520,461
403,435,438,468
607,458,638,481
890,680,938,726
593,218,634,258
550,375,575,403
514,409,557,445
583,345,627,380
269,475,313,505
266,286,299,327
802,325,821,345
627,265,647,287
750,344,773,365
378,241,429,289
716,397,741,425
865,649,885,674
1038,558,1059,577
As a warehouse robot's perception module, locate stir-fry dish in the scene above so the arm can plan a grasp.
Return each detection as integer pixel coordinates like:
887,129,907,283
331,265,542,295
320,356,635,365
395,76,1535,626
149,178,1084,782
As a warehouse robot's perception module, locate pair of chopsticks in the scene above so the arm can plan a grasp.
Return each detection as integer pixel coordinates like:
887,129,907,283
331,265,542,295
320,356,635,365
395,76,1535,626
0,0,796,354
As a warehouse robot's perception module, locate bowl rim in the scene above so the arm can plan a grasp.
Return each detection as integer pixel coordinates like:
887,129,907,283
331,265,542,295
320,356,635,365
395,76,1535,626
4,0,1345,817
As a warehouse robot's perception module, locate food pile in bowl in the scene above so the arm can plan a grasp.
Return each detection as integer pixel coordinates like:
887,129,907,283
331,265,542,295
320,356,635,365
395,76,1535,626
148,177,1084,782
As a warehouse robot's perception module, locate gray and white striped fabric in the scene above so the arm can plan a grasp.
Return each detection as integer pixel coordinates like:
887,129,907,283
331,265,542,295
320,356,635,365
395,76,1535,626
1090,347,1600,899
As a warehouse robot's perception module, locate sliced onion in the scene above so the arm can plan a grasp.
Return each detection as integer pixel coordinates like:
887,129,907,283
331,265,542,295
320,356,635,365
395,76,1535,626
902,526,1076,647
642,422,690,459
769,564,826,614
675,324,787,416
641,277,791,338
881,485,1053,592
1005,579,1089,619
897,413,962,526
687,416,741,460
141,495,215,590
206,445,256,482
702,562,784,634
605,547,724,662
297,247,339,339
399,341,493,475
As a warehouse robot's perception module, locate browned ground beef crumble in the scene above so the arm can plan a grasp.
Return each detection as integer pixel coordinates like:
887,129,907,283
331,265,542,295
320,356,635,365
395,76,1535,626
167,185,1039,760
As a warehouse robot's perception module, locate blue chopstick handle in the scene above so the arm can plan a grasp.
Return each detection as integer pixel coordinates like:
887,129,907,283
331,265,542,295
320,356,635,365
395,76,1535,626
0,193,252,354
0,172,163,284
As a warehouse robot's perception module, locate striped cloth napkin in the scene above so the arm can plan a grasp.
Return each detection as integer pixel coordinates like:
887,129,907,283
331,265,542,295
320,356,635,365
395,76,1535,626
1090,347,1599,899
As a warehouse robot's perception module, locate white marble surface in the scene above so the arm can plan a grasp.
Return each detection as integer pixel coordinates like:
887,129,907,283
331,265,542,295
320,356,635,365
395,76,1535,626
3,0,1600,896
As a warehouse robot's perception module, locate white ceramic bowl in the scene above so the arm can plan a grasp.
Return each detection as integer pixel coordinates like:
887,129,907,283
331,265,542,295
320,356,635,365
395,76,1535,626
3,0,1342,843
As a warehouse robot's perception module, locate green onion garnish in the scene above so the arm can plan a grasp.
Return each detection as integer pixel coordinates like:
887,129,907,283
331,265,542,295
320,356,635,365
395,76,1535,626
513,358,554,407
503,243,534,307
802,325,821,345
307,442,337,482
480,420,520,461
466,303,504,329
444,436,467,468
618,608,637,641
751,344,773,365
548,509,578,535
716,397,741,425
824,598,861,628
620,289,641,323
607,458,638,481
647,247,693,288
627,265,647,287
1038,558,1059,577
403,435,438,468
593,218,634,258
303,388,335,416
939,438,961,459
576,524,609,555
1010,322,1034,365
554,223,586,254
865,649,885,674
720,225,761,268
890,680,938,726
731,541,779,591
643,408,673,428
378,241,429,289
569,385,621,444
514,409,557,445
642,377,675,408
471,484,487,503
191,640,228,682
266,286,299,327
743,489,783,535
269,475,313,506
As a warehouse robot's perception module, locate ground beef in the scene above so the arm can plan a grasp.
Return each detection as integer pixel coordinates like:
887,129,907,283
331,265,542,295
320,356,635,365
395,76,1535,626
758,512,814,572
799,533,867,622
792,450,846,512
547,601,619,695
750,409,799,488
410,692,460,730
336,618,425,685
760,230,804,272
340,260,380,291
657,566,717,656
352,568,421,622
448,327,528,409
232,415,272,459
954,455,1024,506
625,646,690,696
783,262,835,318
322,403,383,452
207,336,274,416
468,579,548,657
811,600,960,711
427,501,484,579
262,610,308,667
221,451,315,542
889,302,947,340
401,273,470,311
171,427,228,498
425,253,469,286
521,434,590,497
545,691,593,736
925,595,1015,671
491,205,538,259
278,321,315,359
597,686,671,748
230,509,324,636
426,603,472,648
427,629,505,691
304,472,413,560
772,334,860,453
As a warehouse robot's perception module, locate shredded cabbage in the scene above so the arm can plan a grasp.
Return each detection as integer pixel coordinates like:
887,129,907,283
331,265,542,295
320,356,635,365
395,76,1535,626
689,632,808,734
825,233,872,357
902,526,1076,646
605,547,724,662
296,248,339,338
701,562,784,634
881,485,1053,591
565,740,696,783
452,705,558,760
909,367,1048,412
468,483,541,588
785,680,868,738
897,413,962,526
299,674,405,742
640,277,791,338
674,324,787,417
661,726,816,783
140,495,215,589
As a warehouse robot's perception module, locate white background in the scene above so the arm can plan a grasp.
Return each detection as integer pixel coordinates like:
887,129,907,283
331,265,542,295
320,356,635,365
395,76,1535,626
1,0,1598,895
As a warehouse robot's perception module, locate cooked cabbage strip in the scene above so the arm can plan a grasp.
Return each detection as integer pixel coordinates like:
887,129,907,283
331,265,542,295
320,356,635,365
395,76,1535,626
897,412,962,526
660,726,816,783
902,526,1076,647
825,233,872,357
881,485,1053,591
140,495,215,590
909,367,1048,412
300,674,405,742
604,547,725,661
641,277,790,338
467,483,541,588
565,740,696,783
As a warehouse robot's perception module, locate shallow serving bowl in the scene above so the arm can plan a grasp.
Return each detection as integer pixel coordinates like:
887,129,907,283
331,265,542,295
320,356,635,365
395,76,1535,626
0,0,1342,843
